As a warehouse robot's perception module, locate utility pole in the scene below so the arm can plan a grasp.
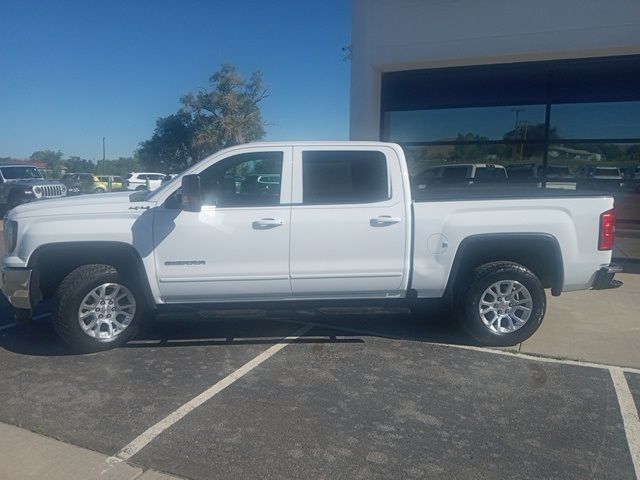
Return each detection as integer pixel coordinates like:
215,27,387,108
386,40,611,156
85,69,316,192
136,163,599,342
511,108,525,161
102,137,106,162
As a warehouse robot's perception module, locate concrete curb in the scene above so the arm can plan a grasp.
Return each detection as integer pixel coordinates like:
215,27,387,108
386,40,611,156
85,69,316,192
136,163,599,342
0,422,183,480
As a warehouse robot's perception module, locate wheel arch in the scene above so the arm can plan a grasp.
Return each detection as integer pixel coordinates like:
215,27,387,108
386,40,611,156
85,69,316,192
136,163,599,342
27,241,156,310
444,233,564,304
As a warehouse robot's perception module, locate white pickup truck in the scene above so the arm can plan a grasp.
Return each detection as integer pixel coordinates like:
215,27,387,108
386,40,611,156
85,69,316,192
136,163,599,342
1,142,622,352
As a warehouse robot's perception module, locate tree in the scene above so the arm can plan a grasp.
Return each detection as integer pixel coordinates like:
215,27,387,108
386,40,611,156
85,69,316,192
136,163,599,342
30,149,64,176
136,112,199,173
65,156,96,174
96,157,141,177
137,64,268,172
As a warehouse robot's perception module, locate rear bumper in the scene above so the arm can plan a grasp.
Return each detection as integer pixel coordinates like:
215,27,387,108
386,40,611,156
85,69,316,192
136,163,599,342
0,267,32,309
592,264,623,290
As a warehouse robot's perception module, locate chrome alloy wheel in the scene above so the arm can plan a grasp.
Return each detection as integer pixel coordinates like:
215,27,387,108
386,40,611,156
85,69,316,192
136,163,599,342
479,280,532,334
78,283,136,340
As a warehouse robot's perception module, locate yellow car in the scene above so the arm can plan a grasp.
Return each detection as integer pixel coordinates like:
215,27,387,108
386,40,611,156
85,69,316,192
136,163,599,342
97,175,123,191
61,174,123,194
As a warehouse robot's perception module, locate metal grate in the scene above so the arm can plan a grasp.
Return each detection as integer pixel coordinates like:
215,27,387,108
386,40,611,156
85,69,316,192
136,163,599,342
41,185,65,198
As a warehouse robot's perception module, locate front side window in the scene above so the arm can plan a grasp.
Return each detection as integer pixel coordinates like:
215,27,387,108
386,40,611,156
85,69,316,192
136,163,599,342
199,151,283,207
302,151,389,204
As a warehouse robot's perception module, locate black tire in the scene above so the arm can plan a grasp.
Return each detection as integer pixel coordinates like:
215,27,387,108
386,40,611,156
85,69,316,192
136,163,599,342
93,187,106,194
53,264,143,353
456,261,546,346
135,185,147,191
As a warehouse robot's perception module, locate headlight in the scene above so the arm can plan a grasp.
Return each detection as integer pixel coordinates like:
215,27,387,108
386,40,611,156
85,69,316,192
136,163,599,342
4,220,17,254
33,186,43,198
61,185,67,195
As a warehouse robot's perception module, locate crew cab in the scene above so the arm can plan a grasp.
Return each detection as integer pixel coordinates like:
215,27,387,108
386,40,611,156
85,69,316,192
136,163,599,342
1,142,621,352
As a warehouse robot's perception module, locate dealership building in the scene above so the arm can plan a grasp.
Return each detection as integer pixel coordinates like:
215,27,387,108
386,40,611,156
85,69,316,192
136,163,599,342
350,0,640,259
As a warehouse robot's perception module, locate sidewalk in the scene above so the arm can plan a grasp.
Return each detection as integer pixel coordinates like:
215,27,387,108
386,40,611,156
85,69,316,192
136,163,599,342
0,422,182,480
518,270,640,369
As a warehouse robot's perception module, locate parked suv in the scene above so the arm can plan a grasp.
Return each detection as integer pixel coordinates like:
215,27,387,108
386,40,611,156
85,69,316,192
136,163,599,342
123,172,165,191
0,164,66,209
577,166,624,191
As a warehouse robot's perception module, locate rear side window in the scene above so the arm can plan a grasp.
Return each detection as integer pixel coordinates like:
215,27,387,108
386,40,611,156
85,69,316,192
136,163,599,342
302,151,389,204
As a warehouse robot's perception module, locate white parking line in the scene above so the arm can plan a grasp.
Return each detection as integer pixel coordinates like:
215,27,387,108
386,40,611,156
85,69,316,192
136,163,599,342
272,317,640,476
271,317,640,374
611,367,640,478
0,323,17,332
114,322,313,461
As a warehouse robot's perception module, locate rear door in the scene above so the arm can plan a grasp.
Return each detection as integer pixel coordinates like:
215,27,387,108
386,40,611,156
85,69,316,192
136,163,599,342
289,146,409,298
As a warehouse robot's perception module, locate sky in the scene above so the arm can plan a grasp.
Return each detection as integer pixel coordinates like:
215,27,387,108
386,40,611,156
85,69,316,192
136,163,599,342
0,0,352,160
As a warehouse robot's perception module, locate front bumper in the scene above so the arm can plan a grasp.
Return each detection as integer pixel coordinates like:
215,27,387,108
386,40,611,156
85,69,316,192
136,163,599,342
0,267,32,309
592,264,623,290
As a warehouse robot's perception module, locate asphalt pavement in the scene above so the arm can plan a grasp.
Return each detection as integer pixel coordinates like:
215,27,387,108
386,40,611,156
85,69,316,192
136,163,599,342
0,307,638,479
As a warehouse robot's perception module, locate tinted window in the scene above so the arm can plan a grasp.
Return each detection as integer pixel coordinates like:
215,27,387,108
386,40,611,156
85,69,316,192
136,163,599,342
199,151,283,207
302,151,388,204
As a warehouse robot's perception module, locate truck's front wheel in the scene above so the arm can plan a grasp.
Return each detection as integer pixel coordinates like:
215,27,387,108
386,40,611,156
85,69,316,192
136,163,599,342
457,262,546,346
53,264,142,353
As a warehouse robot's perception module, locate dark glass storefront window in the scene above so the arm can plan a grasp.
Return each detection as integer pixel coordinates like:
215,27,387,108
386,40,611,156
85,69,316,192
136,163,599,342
381,56,640,259
385,105,546,143
551,102,640,139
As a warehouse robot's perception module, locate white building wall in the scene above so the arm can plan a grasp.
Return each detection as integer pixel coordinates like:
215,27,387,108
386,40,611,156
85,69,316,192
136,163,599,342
350,0,640,140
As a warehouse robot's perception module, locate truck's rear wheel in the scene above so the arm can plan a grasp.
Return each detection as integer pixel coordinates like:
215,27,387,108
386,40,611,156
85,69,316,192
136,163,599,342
457,261,546,346
53,264,142,353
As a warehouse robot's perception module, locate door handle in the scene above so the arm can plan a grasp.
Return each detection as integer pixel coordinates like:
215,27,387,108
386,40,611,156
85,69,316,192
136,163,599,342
370,216,402,226
252,218,285,229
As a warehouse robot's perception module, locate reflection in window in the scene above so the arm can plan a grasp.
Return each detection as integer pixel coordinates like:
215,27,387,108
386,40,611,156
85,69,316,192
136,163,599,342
385,105,546,143
199,152,283,207
405,144,542,191
546,143,639,193
551,102,640,139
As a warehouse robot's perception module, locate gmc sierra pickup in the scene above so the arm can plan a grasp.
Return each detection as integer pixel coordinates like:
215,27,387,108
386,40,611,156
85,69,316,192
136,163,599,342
1,142,621,352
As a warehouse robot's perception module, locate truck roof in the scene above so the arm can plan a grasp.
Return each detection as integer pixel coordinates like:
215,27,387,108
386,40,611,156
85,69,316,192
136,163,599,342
242,141,398,148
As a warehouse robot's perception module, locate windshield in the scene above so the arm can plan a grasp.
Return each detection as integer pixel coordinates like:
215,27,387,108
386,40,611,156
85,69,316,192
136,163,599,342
0,166,44,180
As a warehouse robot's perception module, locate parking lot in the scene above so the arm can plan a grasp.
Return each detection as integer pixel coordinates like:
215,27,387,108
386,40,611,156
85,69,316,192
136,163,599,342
0,301,638,480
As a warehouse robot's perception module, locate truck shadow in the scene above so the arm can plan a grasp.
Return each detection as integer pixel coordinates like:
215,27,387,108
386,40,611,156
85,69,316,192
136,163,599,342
0,306,479,357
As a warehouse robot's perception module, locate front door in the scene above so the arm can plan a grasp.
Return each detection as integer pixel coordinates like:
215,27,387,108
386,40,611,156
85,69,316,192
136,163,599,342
153,148,293,302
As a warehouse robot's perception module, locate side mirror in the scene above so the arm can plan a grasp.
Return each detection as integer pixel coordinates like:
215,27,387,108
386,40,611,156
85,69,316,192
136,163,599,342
180,174,202,212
